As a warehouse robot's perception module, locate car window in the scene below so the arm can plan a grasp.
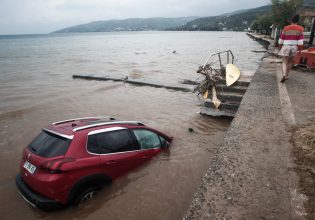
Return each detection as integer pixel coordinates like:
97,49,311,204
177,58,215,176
132,129,161,150
28,131,71,158
87,129,134,154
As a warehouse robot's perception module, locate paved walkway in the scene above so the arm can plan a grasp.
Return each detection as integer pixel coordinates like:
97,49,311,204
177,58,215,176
184,44,315,219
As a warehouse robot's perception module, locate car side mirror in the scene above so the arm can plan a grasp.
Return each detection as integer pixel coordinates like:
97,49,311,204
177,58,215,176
161,140,170,149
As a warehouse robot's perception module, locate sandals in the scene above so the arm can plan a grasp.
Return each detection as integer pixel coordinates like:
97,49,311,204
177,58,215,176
280,76,288,83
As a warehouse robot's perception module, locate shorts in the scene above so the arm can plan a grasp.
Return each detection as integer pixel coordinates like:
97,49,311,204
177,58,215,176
278,45,298,57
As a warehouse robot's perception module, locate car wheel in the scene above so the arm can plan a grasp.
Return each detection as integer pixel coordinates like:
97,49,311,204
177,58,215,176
73,187,100,206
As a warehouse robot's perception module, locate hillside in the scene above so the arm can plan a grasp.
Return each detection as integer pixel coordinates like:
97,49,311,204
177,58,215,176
53,17,198,33
171,5,271,31
53,5,272,33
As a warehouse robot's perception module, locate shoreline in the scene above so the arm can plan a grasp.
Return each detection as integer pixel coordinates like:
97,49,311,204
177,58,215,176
246,32,273,47
184,33,315,219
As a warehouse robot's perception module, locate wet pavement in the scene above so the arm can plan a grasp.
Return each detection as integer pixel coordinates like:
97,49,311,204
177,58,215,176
184,42,315,219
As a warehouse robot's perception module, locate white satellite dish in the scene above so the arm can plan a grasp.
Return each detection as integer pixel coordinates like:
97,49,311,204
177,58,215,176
226,64,240,87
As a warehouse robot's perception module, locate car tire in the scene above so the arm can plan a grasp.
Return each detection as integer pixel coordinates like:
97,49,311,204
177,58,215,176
72,186,100,206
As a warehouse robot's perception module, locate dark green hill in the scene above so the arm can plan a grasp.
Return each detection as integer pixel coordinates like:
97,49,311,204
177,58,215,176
53,17,199,33
53,5,273,33
171,5,271,31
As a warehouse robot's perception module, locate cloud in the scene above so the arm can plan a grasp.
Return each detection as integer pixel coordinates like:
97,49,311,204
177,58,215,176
0,0,270,34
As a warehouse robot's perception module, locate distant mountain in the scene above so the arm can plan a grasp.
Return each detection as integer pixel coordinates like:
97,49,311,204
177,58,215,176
53,17,199,33
219,8,251,17
53,5,272,33
170,5,271,31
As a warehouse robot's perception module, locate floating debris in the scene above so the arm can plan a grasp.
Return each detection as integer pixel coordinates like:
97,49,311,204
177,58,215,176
179,79,199,85
195,50,249,117
195,50,236,108
123,76,128,83
188,128,194,132
195,62,223,98
252,50,267,53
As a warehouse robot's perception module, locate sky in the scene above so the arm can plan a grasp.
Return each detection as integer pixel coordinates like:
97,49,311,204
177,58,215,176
0,0,270,35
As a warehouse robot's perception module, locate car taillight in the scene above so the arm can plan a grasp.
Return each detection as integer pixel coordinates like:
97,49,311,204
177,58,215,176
41,157,76,174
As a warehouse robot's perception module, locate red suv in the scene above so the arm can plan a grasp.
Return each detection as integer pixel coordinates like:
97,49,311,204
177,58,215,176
16,117,172,211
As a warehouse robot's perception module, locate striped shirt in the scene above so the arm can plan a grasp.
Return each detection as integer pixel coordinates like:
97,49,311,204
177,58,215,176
278,24,304,46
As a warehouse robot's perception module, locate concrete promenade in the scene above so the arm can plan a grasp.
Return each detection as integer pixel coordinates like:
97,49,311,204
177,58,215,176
184,37,315,219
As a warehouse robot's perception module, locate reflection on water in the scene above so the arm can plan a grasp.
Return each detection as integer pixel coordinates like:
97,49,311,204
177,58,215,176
0,31,264,219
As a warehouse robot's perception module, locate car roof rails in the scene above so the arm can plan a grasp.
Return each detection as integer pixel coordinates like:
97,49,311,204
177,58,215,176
52,116,116,125
72,121,145,132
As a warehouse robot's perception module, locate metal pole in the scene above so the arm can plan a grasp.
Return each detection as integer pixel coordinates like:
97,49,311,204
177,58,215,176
203,54,213,68
218,53,222,69
309,17,315,47
227,51,229,64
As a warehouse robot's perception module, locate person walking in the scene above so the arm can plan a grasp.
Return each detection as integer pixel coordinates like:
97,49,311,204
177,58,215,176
278,14,304,83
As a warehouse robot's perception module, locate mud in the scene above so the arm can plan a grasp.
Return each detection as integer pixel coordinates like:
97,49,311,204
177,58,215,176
292,121,315,220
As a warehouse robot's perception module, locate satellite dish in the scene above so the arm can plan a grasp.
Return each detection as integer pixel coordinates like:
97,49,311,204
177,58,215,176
226,64,240,87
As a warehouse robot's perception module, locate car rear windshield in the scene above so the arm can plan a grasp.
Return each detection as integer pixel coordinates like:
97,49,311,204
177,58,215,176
28,130,71,158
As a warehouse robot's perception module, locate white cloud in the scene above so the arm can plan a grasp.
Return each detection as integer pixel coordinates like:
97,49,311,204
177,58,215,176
0,0,270,34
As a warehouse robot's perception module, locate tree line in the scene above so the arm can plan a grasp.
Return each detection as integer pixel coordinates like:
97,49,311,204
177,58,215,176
251,0,303,32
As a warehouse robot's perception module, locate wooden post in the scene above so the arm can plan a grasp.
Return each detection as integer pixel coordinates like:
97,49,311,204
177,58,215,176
309,17,315,47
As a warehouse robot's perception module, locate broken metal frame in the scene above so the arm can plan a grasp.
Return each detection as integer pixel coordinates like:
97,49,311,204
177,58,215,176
196,50,235,109
202,50,235,69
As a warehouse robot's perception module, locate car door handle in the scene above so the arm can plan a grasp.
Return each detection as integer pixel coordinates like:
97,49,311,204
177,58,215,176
142,155,150,159
105,160,117,165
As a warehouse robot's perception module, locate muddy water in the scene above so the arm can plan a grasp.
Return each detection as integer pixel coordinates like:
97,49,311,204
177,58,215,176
0,82,230,220
0,31,264,219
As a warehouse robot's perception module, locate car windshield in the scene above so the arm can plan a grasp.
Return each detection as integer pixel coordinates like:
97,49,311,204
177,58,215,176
28,130,71,158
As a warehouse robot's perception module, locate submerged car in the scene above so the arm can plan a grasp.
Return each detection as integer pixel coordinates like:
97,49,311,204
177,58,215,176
15,116,172,211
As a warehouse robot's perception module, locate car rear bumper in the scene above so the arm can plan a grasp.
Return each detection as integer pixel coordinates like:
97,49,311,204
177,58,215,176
15,174,63,211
